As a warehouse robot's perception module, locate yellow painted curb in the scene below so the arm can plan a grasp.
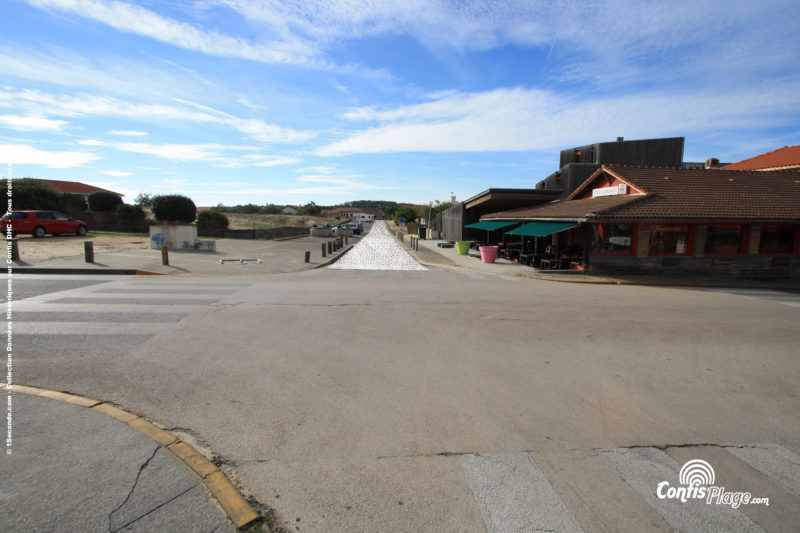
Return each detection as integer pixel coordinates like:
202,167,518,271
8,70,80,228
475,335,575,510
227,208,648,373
167,441,219,478
206,470,261,528
92,402,140,423
2,384,99,407
7,384,260,529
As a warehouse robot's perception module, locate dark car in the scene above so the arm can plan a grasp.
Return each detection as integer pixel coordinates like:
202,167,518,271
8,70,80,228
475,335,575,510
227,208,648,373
3,210,89,238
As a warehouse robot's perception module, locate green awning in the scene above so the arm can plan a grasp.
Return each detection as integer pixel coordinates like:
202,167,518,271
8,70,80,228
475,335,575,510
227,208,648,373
464,221,517,231
505,221,577,237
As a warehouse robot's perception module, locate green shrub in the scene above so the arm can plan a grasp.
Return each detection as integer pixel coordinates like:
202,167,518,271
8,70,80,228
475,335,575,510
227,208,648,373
109,204,146,222
393,206,418,226
197,210,229,231
88,191,123,212
151,194,197,223
59,193,87,212
2,178,61,210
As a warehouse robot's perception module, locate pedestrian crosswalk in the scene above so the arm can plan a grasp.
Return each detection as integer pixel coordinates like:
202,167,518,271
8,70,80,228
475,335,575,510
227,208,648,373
462,444,799,533
706,288,800,307
9,278,253,352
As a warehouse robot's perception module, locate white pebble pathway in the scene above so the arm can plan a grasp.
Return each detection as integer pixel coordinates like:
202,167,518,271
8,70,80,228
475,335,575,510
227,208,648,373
327,220,428,271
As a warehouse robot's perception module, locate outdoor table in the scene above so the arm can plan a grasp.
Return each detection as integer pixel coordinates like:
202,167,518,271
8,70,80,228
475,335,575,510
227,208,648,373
539,258,564,270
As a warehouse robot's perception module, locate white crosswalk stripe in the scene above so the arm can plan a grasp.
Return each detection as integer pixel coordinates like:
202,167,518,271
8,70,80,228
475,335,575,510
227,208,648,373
462,452,583,533
707,288,800,307
13,279,252,351
457,444,799,533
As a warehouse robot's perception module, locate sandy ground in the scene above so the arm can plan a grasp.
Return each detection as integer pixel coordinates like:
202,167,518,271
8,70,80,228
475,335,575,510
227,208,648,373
11,234,152,261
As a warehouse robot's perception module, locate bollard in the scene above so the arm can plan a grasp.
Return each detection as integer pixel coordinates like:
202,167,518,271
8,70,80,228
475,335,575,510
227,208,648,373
327,241,333,255
321,243,327,258
9,238,20,261
304,250,311,263
338,237,343,249
84,241,94,263
345,236,348,245
161,245,169,265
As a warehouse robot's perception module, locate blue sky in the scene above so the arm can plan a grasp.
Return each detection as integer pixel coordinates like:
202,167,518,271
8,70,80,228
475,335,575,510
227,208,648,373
2,0,799,207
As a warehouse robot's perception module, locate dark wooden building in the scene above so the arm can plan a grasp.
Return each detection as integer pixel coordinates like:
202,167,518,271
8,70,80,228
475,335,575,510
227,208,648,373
433,188,560,242
536,137,685,199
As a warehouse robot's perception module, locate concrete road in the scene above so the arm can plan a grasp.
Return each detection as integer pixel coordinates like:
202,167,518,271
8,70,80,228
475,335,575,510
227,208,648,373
8,270,800,532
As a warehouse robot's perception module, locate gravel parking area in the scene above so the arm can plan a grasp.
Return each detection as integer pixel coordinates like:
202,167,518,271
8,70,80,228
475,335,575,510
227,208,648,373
328,221,427,270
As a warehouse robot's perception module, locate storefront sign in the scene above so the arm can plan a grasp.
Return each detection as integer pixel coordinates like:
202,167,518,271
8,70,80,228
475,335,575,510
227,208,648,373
592,183,628,197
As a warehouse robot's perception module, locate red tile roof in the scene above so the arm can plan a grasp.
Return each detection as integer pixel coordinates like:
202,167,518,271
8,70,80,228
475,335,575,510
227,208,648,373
484,165,800,222
35,178,123,196
723,144,800,171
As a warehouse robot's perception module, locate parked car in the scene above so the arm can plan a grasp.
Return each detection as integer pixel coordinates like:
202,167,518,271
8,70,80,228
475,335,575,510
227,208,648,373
334,221,362,235
2,210,89,238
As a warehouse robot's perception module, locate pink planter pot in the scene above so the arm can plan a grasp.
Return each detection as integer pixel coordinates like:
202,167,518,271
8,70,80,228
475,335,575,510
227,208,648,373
479,245,499,263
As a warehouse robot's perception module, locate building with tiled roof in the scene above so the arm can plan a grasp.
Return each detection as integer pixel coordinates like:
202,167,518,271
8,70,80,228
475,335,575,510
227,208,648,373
723,144,800,171
481,165,800,278
34,178,123,198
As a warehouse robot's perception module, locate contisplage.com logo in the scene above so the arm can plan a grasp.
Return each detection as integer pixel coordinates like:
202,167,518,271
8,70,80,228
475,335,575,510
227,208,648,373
657,459,770,508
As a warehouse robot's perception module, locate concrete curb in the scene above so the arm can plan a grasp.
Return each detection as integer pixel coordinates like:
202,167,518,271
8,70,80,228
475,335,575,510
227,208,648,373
9,267,165,275
1,383,260,529
306,243,355,270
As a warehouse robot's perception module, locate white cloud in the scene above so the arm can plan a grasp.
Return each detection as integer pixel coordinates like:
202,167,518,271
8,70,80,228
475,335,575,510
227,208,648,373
319,82,800,155
77,139,106,146
100,169,132,176
109,141,301,168
112,142,235,162
0,114,68,131
28,0,320,66
0,88,312,143
0,143,99,168
108,130,148,136
164,179,186,183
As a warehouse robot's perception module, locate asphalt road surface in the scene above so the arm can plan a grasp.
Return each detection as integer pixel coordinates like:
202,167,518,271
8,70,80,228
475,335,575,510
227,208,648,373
8,270,800,532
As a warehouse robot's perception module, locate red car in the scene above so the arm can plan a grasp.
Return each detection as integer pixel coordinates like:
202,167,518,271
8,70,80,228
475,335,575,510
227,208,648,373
3,210,89,238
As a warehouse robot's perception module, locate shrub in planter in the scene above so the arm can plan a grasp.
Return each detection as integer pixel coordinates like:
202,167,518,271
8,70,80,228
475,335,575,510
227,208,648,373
197,210,229,232
151,194,197,223
88,191,123,212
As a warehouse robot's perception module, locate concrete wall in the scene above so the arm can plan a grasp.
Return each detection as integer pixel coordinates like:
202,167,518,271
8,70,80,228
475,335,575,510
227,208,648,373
150,225,198,250
198,226,308,239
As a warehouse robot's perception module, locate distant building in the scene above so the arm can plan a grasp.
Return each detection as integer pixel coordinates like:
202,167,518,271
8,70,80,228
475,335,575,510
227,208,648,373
324,206,384,219
280,205,301,214
33,178,123,199
723,144,800,171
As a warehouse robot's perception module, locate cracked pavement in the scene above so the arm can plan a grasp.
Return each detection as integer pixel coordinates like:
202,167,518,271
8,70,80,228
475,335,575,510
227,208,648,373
0,394,236,533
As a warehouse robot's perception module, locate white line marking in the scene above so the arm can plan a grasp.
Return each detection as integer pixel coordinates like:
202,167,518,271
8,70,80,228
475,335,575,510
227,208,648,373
461,452,582,533
724,444,800,497
599,447,763,533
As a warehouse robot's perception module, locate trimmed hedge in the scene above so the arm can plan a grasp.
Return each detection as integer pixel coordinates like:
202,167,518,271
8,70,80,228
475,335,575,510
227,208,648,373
197,210,229,232
152,194,197,223
88,191,123,212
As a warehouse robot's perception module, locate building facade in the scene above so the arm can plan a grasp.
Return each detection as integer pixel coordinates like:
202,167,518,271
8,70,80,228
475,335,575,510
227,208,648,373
484,165,800,279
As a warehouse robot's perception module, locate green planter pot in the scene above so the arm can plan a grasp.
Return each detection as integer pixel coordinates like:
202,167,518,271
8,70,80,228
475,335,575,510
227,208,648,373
455,241,470,255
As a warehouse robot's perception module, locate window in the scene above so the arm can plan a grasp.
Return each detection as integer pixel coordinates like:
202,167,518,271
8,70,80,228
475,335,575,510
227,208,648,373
647,224,690,255
592,224,634,255
759,225,797,254
2,212,27,219
54,213,70,220
705,225,744,254
35,212,55,219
